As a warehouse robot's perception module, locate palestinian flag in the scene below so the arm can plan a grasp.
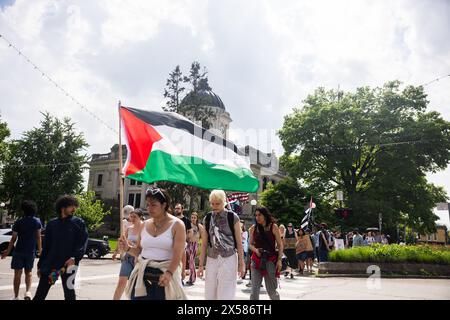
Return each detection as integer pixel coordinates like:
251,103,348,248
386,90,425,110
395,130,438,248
120,106,259,192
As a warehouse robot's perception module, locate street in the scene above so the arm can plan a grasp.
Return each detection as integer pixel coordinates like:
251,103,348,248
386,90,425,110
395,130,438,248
0,256,449,300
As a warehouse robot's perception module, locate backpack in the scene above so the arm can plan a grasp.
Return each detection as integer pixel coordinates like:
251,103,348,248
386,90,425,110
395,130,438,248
205,210,237,249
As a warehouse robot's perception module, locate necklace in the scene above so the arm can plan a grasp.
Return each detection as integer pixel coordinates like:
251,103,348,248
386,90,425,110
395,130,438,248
153,214,169,233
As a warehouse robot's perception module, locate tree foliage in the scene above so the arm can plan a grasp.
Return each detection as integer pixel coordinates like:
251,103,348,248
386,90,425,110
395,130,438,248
278,81,450,233
0,115,10,192
3,112,88,223
75,191,111,232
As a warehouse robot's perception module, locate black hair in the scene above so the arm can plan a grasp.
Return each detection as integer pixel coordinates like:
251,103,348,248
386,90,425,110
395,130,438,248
55,195,79,215
21,200,37,217
145,188,172,212
254,206,275,240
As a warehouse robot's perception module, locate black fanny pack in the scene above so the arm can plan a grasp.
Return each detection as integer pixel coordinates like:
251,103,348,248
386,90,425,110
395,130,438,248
144,267,163,285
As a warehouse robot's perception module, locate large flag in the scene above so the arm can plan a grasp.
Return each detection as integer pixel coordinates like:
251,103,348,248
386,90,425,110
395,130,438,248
301,197,314,230
120,106,259,192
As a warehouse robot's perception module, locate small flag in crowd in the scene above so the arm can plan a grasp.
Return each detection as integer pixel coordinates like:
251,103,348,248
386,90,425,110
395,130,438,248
301,197,315,230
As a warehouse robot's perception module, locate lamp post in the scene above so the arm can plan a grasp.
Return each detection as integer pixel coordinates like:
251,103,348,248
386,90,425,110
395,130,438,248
250,199,257,217
250,199,258,225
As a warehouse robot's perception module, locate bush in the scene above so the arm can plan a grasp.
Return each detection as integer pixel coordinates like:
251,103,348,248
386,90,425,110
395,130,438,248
329,244,450,264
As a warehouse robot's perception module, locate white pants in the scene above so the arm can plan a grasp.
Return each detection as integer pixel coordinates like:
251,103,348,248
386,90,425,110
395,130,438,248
205,253,237,300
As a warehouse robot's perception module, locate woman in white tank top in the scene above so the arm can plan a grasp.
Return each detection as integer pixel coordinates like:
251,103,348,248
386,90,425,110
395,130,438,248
119,187,186,300
113,209,143,300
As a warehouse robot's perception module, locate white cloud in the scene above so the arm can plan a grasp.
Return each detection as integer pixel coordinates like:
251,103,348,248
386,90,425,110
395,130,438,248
0,0,449,196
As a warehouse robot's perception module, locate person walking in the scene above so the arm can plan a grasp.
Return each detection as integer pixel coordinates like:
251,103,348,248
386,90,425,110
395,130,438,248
186,211,204,286
121,187,187,300
197,190,245,300
1,200,42,300
296,228,314,274
113,209,144,300
239,220,249,284
317,223,331,263
283,223,298,279
112,205,135,261
248,206,283,300
174,203,192,285
33,195,88,300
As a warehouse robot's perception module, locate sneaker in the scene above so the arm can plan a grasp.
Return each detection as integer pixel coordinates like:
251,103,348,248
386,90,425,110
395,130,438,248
24,292,32,300
290,273,294,279
246,282,252,287
237,279,243,284
185,281,194,287
11,297,19,300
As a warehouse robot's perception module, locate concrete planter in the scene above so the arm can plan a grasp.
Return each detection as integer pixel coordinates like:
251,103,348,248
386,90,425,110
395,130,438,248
319,262,450,276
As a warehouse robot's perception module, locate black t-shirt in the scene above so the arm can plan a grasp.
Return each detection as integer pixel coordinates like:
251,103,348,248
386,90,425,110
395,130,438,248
180,216,192,234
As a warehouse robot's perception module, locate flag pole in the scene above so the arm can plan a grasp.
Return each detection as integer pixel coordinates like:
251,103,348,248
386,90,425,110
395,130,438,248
118,101,124,238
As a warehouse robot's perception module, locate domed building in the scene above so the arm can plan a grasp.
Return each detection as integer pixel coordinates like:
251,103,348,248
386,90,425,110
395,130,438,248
179,78,232,139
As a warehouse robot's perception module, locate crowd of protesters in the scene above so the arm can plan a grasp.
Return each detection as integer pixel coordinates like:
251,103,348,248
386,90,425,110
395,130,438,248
2,189,394,301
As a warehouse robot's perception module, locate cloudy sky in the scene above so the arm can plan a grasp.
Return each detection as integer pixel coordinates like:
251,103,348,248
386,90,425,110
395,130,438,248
0,0,449,224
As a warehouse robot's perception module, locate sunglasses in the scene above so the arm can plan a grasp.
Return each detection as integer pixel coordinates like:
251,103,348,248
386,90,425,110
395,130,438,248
146,187,166,201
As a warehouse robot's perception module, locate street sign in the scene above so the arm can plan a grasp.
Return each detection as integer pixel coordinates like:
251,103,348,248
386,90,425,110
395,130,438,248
336,191,343,201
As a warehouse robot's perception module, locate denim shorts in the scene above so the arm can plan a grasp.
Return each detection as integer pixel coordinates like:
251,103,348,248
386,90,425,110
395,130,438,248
119,254,135,278
296,251,314,261
11,252,35,271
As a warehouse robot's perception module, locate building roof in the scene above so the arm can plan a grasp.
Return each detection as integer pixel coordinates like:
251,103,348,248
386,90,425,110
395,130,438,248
181,79,226,110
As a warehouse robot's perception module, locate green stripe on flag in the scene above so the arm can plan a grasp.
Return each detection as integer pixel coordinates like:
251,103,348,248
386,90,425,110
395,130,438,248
127,150,259,192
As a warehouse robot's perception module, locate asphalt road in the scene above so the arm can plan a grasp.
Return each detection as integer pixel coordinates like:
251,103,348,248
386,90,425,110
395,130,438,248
0,256,449,300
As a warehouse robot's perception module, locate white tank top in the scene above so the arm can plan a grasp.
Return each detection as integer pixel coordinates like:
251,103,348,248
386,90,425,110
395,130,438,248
140,219,176,261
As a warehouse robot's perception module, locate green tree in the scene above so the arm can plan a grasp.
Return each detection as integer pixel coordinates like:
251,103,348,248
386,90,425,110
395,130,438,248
0,114,10,196
163,62,224,130
278,81,450,233
3,112,88,223
260,177,336,228
162,65,186,113
75,191,111,232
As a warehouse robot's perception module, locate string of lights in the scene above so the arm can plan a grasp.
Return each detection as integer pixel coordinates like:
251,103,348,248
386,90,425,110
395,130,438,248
420,73,450,87
0,33,118,134
1,160,89,169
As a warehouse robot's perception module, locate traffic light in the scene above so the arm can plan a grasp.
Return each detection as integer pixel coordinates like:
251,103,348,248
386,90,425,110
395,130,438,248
335,208,352,219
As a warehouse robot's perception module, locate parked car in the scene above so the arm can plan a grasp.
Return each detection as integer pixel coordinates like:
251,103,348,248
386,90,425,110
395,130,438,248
0,229,14,255
40,229,111,259
85,238,111,259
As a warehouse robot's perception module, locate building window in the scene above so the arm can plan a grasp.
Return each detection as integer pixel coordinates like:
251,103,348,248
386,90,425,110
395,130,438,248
97,174,103,187
137,181,142,186
135,194,141,208
128,193,135,206
130,179,136,186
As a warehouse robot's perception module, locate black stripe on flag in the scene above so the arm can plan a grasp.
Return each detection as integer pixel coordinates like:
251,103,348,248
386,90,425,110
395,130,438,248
124,107,241,155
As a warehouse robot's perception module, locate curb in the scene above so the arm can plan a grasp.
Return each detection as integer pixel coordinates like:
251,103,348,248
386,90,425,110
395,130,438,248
315,274,450,279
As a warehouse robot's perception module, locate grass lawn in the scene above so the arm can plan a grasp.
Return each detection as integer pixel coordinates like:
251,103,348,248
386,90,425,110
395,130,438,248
109,239,118,251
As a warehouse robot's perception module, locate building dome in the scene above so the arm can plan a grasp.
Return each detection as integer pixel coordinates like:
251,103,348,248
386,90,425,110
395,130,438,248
180,79,226,110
